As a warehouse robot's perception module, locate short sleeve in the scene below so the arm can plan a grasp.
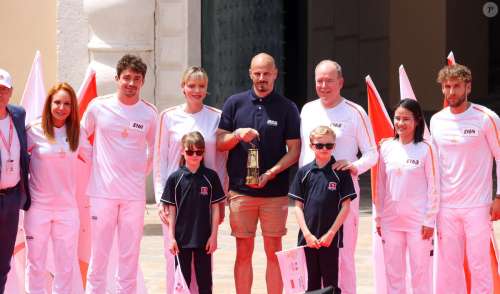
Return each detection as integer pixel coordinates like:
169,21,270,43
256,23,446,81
218,97,235,132
81,101,98,137
210,170,226,204
285,101,301,140
288,169,305,202
339,171,356,202
26,126,36,152
161,173,177,205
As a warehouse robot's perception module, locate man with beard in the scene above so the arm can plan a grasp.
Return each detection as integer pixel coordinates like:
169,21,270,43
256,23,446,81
430,63,500,293
216,53,301,294
82,55,157,293
299,60,378,294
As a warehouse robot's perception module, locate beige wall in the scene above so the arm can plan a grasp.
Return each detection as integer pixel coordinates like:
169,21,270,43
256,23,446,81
0,0,57,103
389,0,446,112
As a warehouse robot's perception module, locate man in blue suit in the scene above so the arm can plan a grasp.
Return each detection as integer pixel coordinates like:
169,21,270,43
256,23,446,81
0,68,31,294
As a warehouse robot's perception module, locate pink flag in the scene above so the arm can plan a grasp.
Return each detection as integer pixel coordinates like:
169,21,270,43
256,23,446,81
398,65,430,139
20,50,46,125
447,51,456,66
276,246,308,294
77,65,97,118
366,75,391,294
75,64,97,288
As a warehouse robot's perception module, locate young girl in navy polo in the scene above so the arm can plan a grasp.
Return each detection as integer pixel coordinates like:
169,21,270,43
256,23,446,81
289,126,356,293
160,131,225,294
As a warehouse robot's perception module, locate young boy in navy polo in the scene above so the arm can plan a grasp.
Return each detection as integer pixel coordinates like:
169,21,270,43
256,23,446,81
160,131,225,294
289,126,356,293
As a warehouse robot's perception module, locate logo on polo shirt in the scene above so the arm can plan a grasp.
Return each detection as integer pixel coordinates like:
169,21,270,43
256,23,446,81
26,236,34,240
267,119,278,127
200,186,209,195
129,121,145,132
462,127,479,137
328,182,337,191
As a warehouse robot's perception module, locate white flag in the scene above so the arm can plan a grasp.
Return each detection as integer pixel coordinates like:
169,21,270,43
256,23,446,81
20,50,46,125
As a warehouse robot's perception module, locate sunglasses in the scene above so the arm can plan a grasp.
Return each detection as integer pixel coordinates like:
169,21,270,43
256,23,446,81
311,143,335,150
185,149,204,156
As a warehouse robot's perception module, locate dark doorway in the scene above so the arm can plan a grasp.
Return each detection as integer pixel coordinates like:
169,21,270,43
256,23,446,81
283,1,308,109
488,9,500,113
201,0,307,110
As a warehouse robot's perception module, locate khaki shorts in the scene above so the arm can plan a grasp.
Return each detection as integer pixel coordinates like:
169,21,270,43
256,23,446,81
228,190,288,238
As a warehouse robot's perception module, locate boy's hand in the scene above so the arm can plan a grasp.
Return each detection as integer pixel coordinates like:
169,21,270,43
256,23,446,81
158,204,169,225
169,239,179,255
304,233,321,249
319,230,336,247
205,234,218,254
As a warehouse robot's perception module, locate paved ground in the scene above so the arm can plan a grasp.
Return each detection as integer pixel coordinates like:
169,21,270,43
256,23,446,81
140,174,500,293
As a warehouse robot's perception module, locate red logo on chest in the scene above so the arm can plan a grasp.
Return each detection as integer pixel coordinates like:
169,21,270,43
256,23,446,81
200,187,209,195
328,182,337,191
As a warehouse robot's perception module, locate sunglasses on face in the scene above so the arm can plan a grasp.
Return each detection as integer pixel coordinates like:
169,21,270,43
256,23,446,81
185,149,204,156
311,143,335,150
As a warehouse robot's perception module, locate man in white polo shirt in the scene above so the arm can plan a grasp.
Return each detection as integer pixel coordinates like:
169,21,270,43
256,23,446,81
430,63,500,293
0,69,31,294
83,55,157,293
299,60,378,294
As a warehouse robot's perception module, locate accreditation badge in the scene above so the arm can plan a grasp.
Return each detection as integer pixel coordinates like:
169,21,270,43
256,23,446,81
6,159,15,174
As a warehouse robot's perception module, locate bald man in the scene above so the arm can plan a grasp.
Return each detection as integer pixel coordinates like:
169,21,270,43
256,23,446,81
299,60,378,294
217,53,301,294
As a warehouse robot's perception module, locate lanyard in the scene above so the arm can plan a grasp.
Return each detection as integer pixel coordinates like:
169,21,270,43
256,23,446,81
0,116,13,159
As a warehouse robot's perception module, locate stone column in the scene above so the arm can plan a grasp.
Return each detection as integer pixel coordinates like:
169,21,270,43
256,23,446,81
83,0,155,102
155,0,201,111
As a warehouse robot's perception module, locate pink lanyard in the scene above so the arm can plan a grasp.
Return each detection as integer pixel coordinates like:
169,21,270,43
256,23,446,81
0,116,14,159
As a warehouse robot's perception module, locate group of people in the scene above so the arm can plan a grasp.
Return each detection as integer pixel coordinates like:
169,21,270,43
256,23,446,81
0,50,498,294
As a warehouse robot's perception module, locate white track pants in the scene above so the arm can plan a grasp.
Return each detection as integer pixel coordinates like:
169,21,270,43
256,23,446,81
339,178,360,294
381,229,432,294
24,207,79,294
85,197,145,294
436,206,492,294
162,223,198,294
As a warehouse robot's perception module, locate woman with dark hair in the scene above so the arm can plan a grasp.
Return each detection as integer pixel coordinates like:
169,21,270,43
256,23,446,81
375,98,440,294
24,82,91,293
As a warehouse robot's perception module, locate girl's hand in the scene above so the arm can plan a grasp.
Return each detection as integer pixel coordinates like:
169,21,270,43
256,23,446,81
158,204,169,225
304,233,321,249
319,230,335,247
205,234,218,254
169,239,179,255
421,226,434,240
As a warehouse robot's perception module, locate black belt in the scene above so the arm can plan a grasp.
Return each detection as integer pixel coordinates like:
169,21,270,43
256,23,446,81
0,184,19,196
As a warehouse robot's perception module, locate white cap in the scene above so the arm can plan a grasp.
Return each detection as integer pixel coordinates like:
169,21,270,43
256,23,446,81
0,69,12,89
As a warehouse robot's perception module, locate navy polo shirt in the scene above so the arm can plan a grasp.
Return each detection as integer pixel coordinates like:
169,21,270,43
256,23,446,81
289,157,357,248
218,89,300,197
160,165,226,248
